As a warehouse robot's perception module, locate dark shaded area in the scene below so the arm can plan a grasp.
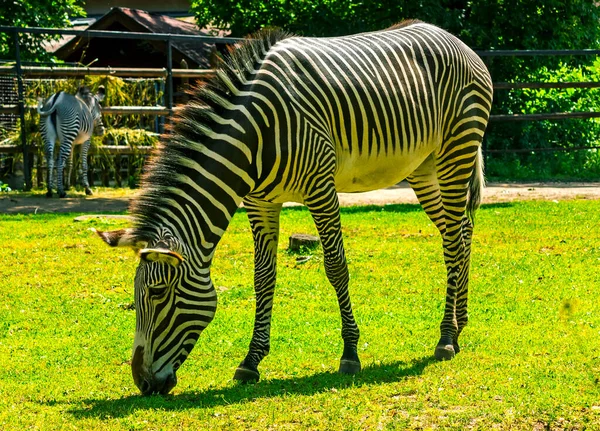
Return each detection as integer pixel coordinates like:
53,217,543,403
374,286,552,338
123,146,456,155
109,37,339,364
61,356,435,418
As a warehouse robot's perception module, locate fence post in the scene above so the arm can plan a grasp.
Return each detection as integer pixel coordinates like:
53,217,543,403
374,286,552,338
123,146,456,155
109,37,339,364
166,38,173,112
13,30,32,191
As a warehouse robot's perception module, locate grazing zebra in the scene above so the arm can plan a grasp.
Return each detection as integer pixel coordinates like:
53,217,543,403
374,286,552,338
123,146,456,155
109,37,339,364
38,86,106,198
95,20,493,395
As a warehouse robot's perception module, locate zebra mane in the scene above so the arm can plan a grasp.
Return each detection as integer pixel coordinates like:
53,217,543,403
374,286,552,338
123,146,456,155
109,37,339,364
129,29,293,237
386,19,425,31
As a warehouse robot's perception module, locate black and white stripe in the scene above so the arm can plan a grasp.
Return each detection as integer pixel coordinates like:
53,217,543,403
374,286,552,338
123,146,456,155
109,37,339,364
98,20,492,394
38,86,105,198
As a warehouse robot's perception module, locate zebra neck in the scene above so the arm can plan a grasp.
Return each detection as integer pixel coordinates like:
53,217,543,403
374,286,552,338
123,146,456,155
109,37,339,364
132,137,256,262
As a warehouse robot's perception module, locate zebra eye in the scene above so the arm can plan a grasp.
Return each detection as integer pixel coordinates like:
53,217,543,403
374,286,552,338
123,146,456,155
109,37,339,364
147,284,168,297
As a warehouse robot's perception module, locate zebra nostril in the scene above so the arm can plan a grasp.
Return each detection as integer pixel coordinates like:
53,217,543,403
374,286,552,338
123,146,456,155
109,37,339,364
139,379,151,395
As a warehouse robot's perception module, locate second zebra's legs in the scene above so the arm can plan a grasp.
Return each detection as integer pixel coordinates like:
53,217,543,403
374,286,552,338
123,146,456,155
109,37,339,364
81,140,93,195
45,142,56,198
306,184,361,374
55,139,74,198
65,146,74,191
234,199,282,383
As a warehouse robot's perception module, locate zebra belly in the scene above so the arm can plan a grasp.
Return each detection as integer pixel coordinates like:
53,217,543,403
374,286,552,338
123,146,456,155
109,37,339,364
334,147,432,193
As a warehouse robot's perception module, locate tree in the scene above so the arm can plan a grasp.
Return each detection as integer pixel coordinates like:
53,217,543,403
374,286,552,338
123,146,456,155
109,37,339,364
192,0,600,179
0,0,86,62
191,0,600,79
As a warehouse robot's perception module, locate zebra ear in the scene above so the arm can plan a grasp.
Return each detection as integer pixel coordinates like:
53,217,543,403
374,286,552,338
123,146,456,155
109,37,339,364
92,228,147,251
139,248,183,267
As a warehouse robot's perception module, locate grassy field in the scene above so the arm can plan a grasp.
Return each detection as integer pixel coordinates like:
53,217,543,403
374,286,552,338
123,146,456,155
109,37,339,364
1,200,599,430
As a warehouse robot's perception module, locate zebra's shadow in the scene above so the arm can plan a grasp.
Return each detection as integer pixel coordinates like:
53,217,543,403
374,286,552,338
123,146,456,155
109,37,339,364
65,356,436,419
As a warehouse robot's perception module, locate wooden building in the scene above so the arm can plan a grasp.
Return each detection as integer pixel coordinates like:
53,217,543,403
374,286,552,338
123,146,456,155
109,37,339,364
51,7,225,69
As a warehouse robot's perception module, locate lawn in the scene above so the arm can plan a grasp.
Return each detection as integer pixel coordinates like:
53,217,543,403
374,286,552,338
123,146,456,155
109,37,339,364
0,200,599,430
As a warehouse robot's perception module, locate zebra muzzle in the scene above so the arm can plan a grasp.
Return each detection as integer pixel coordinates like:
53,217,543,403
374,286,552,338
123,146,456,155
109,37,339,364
131,345,178,395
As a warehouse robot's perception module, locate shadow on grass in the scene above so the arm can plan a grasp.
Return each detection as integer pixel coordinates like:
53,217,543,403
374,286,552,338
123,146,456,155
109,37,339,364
62,356,436,419
275,203,425,215
480,202,514,210
280,202,515,215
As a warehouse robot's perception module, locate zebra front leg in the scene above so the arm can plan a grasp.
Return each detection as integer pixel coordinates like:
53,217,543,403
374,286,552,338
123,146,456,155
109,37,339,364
234,199,282,383
81,139,93,195
306,188,361,375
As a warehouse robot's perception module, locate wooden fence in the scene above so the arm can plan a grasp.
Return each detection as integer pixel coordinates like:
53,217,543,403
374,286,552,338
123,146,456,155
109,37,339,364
1,25,600,190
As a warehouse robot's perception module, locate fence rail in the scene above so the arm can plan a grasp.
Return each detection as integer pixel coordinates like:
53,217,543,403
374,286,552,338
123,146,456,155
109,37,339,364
1,25,600,190
0,65,216,79
0,145,153,155
0,105,177,115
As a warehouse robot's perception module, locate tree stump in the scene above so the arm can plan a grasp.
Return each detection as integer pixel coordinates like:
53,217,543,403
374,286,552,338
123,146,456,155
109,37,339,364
288,234,320,252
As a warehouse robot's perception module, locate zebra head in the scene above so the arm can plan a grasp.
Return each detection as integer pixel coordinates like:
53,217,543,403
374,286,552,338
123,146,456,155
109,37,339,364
93,227,216,395
76,85,106,136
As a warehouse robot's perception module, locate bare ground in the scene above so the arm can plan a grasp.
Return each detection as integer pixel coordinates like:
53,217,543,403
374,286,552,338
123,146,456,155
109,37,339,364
1,182,599,215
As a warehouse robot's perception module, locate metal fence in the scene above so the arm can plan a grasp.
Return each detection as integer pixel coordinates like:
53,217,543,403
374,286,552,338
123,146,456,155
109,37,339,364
1,25,600,190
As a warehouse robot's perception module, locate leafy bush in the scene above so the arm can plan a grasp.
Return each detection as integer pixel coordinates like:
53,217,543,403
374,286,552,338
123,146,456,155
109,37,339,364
192,0,600,180
486,59,600,180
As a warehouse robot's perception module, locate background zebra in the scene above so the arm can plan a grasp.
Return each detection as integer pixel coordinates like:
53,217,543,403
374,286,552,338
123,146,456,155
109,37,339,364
96,20,493,395
38,86,106,198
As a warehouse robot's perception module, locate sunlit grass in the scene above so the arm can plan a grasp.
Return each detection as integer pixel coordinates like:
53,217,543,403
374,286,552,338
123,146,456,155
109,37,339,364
0,200,599,430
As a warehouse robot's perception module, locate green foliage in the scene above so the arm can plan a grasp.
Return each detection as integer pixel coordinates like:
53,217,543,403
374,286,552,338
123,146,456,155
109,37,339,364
0,181,11,192
0,0,86,62
0,201,599,428
487,59,600,180
192,0,600,180
191,0,600,77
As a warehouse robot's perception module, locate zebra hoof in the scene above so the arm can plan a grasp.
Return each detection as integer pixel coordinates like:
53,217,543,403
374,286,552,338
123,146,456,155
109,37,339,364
85,188,93,196
339,359,361,374
434,344,456,361
233,365,260,383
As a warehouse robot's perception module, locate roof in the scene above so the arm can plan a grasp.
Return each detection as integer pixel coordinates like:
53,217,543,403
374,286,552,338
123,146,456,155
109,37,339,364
52,7,230,67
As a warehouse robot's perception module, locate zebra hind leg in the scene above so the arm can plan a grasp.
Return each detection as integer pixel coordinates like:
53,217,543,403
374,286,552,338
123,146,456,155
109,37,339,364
453,214,474,354
43,136,57,198
306,186,361,375
46,155,54,198
65,148,74,191
408,150,478,361
81,140,93,195
55,140,74,198
233,199,282,383
433,147,481,361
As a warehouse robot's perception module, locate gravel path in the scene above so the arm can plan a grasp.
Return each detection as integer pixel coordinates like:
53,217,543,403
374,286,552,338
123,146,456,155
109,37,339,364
1,182,598,214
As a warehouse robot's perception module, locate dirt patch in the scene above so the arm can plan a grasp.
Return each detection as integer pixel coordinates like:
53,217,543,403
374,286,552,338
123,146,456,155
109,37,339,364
338,182,600,206
0,195,131,215
0,182,598,215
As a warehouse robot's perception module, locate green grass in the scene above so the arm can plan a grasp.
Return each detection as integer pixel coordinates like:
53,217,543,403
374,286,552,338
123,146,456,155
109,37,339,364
1,200,599,430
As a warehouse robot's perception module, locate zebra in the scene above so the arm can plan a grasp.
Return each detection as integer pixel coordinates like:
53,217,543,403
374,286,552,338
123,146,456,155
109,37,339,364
38,85,106,198
95,20,493,395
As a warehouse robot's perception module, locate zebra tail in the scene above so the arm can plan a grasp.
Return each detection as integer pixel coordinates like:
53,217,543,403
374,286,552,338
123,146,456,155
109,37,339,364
466,146,485,225
37,93,60,117
37,100,56,117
